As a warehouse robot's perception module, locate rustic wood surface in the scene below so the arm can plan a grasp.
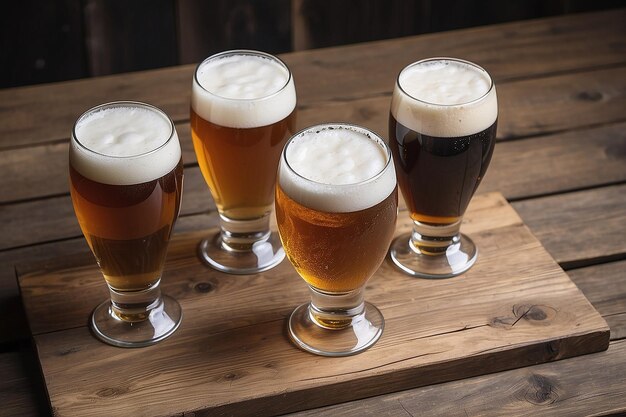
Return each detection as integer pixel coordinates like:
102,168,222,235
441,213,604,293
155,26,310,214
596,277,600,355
18,193,609,416
0,8,625,417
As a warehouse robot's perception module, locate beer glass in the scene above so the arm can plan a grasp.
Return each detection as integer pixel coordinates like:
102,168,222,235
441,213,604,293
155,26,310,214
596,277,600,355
388,58,498,278
276,123,398,356
191,50,297,274
69,101,184,347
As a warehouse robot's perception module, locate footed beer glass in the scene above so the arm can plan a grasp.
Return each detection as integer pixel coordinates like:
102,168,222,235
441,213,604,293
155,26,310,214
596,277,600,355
389,58,498,278
276,124,398,356
69,101,184,347
191,50,297,274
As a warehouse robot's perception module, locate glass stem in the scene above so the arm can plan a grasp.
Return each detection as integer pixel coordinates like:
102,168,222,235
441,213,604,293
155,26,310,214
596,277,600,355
108,280,163,322
219,213,271,252
308,286,365,330
410,219,463,256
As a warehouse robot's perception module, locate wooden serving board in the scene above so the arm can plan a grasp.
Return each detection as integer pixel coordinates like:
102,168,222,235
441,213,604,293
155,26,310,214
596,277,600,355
18,192,609,417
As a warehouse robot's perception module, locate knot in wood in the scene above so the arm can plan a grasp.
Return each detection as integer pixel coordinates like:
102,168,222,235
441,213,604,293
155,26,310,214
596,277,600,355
513,304,557,325
194,282,214,293
524,374,559,405
96,386,130,398
575,91,603,102
218,370,247,384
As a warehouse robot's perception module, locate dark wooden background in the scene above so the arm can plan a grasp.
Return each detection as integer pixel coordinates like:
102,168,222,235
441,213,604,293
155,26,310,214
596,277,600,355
1,0,623,89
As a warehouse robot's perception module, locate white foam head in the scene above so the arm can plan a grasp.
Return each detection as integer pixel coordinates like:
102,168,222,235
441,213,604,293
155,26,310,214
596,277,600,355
391,58,497,137
70,102,181,185
279,124,397,213
192,50,297,129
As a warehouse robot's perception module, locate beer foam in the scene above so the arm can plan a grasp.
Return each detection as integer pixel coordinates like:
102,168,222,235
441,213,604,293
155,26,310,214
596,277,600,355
192,52,296,129
391,58,497,137
70,104,181,185
279,125,397,213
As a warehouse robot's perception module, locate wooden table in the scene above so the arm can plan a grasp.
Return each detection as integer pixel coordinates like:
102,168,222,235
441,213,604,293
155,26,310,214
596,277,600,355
2,8,625,416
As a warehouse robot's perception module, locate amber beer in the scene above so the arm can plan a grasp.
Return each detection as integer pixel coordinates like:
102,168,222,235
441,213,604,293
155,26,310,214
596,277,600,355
276,123,397,356
70,104,183,291
69,101,184,347
191,51,297,221
276,188,396,292
276,126,397,292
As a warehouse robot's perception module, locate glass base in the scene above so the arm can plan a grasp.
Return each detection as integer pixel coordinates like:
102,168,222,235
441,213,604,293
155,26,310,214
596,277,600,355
198,229,285,275
90,294,182,348
287,302,384,357
389,232,478,279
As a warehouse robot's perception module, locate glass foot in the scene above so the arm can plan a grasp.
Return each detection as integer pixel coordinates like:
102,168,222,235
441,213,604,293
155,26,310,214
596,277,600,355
90,295,182,348
198,230,285,275
389,231,477,279
287,302,384,357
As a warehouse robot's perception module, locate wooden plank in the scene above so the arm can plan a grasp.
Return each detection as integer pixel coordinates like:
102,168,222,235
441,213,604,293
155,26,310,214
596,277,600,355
2,82,625,204
297,65,626,142
568,260,626,340
18,193,609,416
1,9,624,149
479,122,626,200
0,65,195,149
1,157,625,264
0,213,219,346
0,240,90,345
0,350,50,417
0,121,196,204
0,166,213,251
512,184,626,268
287,339,626,417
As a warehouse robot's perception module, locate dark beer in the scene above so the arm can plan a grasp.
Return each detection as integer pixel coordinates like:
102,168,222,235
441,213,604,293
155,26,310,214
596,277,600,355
390,58,498,225
389,117,496,224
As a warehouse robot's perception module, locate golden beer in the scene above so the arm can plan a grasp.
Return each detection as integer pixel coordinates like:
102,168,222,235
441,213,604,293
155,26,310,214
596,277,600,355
276,184,396,292
191,108,296,220
69,161,183,291
277,123,397,356
69,101,184,347
190,50,297,274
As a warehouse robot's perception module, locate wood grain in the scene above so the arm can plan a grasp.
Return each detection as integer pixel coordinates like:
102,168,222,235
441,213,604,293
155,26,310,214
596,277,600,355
0,167,213,251
568,260,626,340
296,65,626,142
1,77,625,205
0,350,50,417
18,193,609,416
512,184,626,268
0,9,624,149
287,339,626,417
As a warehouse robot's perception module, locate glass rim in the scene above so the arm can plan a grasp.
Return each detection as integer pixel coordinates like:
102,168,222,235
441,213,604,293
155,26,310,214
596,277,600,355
71,101,176,160
396,57,495,108
193,49,293,102
282,123,393,189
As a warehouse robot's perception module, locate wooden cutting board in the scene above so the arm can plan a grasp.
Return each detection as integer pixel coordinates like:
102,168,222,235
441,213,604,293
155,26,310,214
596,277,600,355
18,192,609,417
